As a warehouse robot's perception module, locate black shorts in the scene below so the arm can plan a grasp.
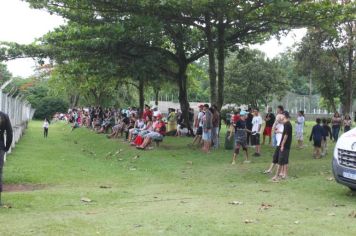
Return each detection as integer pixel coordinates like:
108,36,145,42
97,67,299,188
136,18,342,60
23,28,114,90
234,142,248,154
196,127,203,135
251,133,260,145
272,147,280,164
314,139,322,148
278,148,290,165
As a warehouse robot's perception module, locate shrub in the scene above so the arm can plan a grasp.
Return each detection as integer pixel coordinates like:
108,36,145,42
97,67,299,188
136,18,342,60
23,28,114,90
33,97,68,120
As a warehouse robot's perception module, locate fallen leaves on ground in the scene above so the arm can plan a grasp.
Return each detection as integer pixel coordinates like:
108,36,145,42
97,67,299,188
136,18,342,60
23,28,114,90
328,212,336,216
349,211,356,218
259,189,270,193
186,161,193,165
326,177,334,181
132,155,140,160
229,201,243,205
244,219,255,224
259,203,273,210
81,197,92,203
294,221,300,224
1,204,12,209
99,185,111,189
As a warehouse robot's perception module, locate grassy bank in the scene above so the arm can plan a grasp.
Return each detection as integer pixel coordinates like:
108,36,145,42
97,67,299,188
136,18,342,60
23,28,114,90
0,121,355,236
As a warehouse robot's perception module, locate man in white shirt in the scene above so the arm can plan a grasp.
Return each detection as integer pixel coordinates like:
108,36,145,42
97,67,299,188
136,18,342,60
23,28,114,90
251,108,262,156
191,104,204,146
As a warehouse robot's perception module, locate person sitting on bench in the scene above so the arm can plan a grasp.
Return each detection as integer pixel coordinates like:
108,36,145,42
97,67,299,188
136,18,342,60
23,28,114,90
137,114,166,150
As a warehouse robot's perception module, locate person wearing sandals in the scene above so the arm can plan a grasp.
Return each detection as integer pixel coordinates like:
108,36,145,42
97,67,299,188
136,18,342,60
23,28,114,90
229,111,249,165
272,111,292,181
264,113,284,174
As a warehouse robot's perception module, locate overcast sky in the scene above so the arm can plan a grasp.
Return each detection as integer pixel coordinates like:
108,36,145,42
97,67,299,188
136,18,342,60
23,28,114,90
0,0,306,78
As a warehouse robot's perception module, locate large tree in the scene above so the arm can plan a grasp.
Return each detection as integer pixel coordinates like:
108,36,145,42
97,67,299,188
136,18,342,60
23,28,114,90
225,49,288,108
296,23,355,114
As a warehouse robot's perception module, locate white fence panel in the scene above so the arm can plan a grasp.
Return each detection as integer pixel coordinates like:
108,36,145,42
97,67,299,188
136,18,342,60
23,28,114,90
0,91,35,155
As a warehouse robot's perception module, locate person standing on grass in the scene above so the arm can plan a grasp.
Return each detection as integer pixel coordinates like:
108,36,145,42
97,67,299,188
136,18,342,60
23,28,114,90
246,108,253,146
212,105,220,149
191,105,204,146
272,111,292,181
343,114,352,133
262,107,275,145
309,118,325,159
295,111,305,149
264,113,284,174
321,118,332,157
229,111,249,164
272,105,284,147
251,108,262,157
202,104,212,153
0,111,13,206
43,118,50,138
331,112,342,142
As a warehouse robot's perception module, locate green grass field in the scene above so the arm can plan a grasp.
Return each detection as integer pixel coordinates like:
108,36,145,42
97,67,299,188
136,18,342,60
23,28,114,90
0,121,355,236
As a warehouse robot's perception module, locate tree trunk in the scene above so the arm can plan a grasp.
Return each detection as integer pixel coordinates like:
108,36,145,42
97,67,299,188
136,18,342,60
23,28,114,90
216,18,225,111
154,89,159,106
138,78,145,116
177,63,190,128
309,74,312,113
205,13,217,105
343,76,353,114
330,98,337,114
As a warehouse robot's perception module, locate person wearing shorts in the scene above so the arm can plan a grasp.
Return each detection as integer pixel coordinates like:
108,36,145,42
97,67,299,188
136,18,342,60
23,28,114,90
251,108,262,156
272,111,292,181
191,105,204,146
202,104,212,153
230,111,249,164
264,114,284,174
262,107,275,145
309,118,325,159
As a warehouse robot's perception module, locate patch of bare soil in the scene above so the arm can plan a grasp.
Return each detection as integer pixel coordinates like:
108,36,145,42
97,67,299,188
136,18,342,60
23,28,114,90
3,184,46,192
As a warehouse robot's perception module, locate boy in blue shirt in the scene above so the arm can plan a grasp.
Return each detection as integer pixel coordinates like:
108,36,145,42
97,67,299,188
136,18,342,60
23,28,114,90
309,118,325,159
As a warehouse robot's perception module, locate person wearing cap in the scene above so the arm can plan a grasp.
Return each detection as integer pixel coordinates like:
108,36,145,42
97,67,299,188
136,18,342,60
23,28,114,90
272,111,292,181
202,104,212,153
191,104,204,146
137,114,166,150
229,110,249,164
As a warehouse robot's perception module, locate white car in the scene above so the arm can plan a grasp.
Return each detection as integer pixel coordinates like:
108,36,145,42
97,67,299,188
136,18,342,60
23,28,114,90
332,127,356,191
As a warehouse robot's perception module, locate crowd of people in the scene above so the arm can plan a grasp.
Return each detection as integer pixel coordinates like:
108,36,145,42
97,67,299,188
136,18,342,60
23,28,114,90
54,104,353,182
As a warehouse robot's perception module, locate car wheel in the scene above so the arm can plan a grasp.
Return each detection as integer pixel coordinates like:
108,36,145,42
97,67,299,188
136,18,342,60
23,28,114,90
349,187,356,192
